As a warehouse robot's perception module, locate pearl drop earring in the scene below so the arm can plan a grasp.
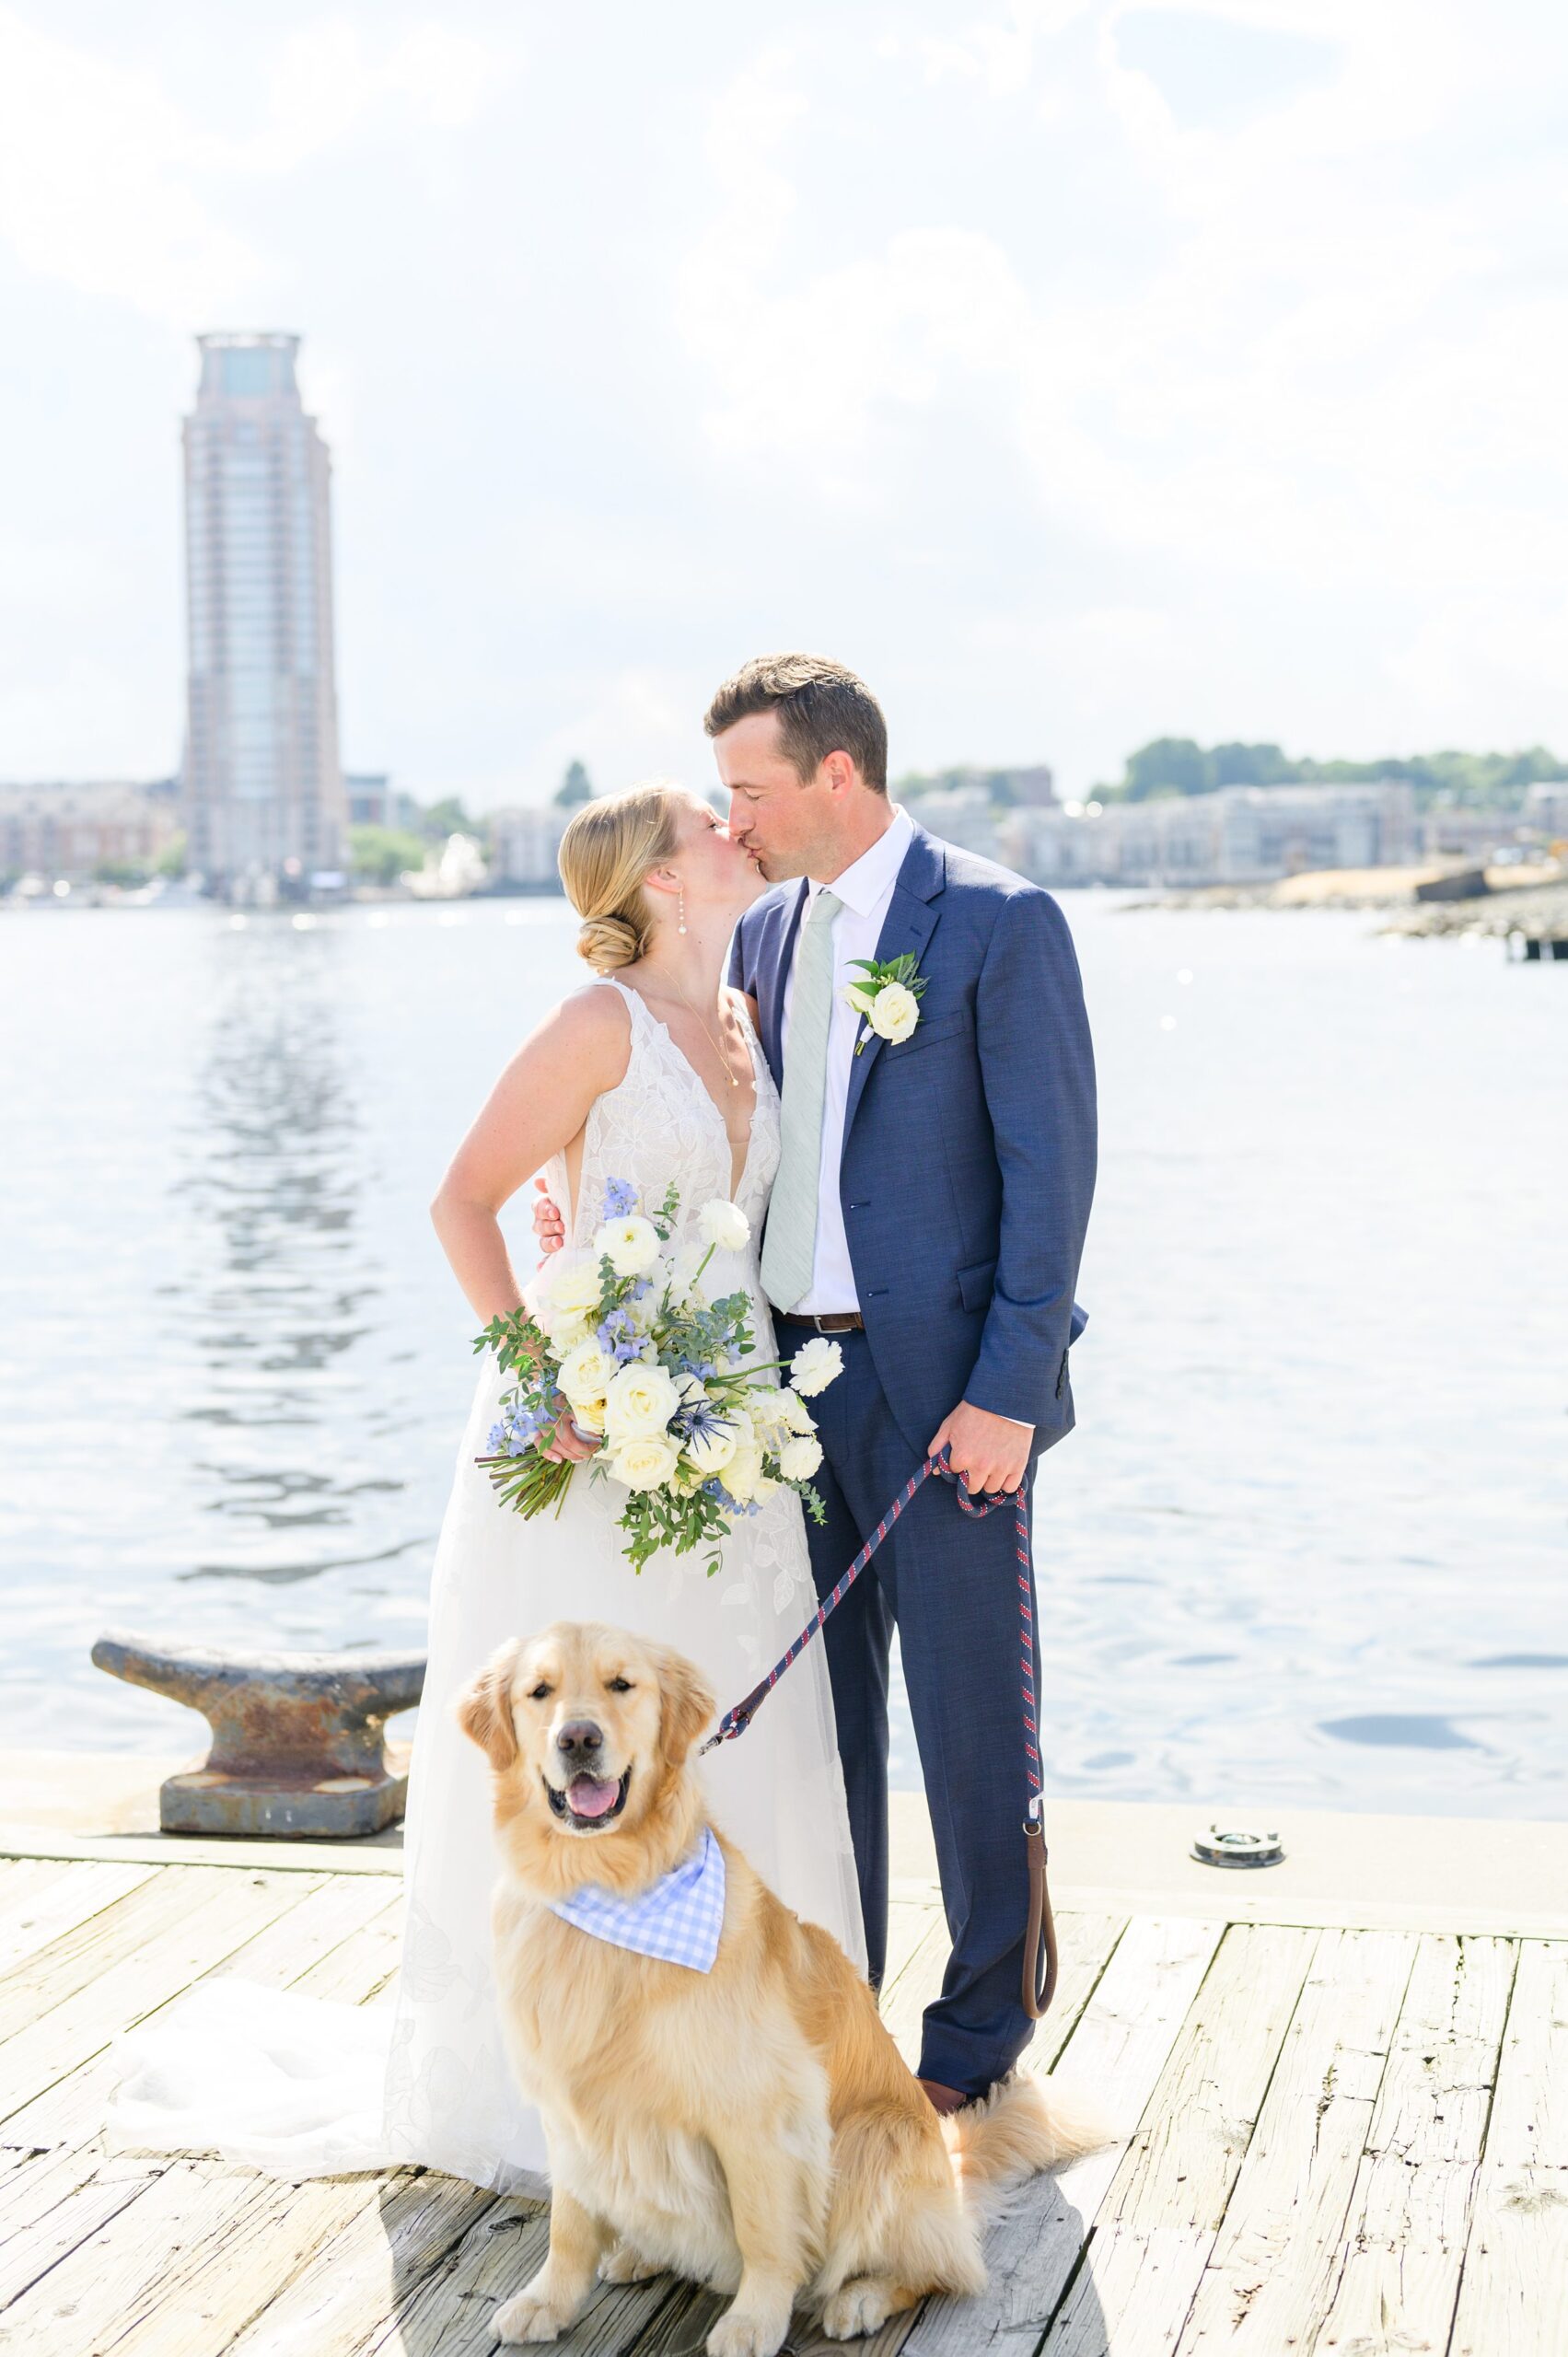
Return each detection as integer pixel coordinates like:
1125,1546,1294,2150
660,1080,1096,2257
678,887,688,936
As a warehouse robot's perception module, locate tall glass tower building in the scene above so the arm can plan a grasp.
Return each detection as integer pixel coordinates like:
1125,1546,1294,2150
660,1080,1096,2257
181,333,347,891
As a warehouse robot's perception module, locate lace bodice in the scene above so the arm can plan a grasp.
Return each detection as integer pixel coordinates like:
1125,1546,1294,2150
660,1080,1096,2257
545,978,779,1257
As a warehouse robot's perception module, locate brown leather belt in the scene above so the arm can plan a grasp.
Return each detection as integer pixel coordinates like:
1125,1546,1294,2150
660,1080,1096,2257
776,1310,865,1334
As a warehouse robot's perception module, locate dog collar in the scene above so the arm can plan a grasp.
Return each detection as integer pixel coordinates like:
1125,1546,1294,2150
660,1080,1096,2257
547,1824,726,1972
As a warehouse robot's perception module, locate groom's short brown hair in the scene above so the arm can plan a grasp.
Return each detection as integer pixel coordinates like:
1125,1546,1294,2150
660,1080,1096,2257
703,654,889,795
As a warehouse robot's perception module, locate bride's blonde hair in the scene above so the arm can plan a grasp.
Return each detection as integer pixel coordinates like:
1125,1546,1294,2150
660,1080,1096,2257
557,782,689,974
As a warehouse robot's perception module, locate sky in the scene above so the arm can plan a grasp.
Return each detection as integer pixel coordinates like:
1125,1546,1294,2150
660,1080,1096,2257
2,0,1565,807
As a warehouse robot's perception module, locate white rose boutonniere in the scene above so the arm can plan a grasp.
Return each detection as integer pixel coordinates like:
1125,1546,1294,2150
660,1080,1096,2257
844,953,930,1052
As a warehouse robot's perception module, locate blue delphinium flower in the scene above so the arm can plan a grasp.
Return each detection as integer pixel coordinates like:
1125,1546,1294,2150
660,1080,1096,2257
601,1177,638,1220
597,1307,644,1364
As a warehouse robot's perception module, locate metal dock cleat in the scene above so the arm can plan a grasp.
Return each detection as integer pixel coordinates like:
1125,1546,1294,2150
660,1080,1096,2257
91,1628,425,1838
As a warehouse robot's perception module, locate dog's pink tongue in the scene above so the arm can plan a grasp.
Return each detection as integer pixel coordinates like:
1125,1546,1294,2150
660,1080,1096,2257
568,1775,620,1819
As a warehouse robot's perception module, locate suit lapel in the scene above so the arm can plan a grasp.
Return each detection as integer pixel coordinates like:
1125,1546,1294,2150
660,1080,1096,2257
841,827,945,1147
760,881,807,1088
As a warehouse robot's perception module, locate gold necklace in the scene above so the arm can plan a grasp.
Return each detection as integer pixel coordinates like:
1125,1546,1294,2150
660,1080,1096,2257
668,978,741,1090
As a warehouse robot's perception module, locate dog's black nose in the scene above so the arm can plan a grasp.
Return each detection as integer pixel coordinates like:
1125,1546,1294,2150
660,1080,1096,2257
556,1720,604,1760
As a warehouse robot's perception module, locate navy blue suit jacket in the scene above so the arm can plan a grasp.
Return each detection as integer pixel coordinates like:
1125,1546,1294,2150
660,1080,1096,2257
729,822,1096,1457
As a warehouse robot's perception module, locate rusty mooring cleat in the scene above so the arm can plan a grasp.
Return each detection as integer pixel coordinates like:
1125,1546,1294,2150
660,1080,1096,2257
91,1629,426,1839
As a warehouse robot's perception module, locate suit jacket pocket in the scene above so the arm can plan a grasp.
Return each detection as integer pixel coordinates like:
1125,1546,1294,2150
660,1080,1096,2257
880,1009,970,1061
957,1257,997,1314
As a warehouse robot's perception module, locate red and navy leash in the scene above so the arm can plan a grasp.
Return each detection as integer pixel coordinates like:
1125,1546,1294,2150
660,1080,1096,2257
698,1444,1058,2019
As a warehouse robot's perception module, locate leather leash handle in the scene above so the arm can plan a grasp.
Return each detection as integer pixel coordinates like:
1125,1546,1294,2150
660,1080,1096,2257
1023,1817,1059,2018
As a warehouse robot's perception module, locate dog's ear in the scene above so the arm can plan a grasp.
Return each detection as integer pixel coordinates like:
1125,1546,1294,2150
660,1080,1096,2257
655,1645,716,1768
457,1640,523,1771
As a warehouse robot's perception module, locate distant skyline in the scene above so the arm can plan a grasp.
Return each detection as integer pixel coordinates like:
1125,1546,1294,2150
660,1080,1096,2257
2,0,1566,808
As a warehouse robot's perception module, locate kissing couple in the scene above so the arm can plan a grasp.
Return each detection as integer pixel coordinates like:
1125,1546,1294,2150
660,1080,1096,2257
109,652,1097,2196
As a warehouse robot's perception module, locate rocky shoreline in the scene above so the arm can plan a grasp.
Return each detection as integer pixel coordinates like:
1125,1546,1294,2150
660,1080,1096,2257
1128,864,1568,940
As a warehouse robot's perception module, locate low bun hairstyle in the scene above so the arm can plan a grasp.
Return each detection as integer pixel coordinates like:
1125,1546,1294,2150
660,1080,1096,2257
558,783,686,974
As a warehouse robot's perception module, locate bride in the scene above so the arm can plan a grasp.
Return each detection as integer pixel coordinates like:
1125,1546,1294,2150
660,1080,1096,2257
110,783,865,2192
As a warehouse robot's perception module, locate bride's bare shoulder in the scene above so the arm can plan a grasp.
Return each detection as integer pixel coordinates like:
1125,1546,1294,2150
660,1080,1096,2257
529,981,633,1078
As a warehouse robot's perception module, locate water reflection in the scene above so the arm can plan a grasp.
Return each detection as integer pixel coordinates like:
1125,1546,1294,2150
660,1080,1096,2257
168,921,401,1585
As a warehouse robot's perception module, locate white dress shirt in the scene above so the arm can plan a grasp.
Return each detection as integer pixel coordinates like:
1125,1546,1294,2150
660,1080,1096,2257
779,807,914,1315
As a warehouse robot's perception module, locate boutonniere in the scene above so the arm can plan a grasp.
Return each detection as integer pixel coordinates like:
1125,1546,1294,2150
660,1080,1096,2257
844,954,929,1053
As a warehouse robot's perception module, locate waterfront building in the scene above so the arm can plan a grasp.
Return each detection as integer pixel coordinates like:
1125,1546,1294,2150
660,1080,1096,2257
344,772,418,832
1522,780,1568,841
489,805,571,888
1011,780,1417,888
0,780,180,882
181,333,347,894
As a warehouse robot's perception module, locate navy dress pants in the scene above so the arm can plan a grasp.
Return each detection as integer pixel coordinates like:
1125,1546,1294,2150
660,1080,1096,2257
780,1319,1043,2098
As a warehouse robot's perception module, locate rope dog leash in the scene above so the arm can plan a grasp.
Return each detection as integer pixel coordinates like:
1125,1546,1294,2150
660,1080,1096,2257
699,1445,1058,2019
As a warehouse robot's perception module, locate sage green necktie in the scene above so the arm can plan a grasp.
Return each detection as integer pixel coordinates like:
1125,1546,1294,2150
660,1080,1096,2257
761,888,842,1313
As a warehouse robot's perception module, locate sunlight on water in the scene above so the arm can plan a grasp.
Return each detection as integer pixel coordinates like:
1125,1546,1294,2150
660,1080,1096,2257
1,893,1563,1817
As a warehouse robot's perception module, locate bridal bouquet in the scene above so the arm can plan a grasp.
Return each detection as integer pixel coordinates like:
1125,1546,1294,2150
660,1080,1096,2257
473,1178,842,1575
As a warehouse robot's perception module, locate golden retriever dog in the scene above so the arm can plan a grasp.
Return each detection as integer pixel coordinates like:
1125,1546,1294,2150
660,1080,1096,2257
459,1620,1104,2357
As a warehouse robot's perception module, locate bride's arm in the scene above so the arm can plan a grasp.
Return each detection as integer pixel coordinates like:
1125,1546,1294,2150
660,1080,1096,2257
430,989,629,1326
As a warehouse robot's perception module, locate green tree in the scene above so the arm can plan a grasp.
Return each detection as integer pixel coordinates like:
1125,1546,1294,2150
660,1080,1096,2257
420,795,472,839
1120,738,1214,800
554,760,593,808
156,831,187,877
350,824,428,886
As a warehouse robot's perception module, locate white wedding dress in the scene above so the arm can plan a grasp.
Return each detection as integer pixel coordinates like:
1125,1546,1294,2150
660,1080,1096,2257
108,978,864,2192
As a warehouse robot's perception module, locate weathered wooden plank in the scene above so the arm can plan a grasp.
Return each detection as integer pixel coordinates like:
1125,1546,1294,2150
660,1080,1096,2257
1025,1913,1130,2075
1447,1938,1568,2357
0,1890,413,2355
222,2170,494,2357
793,1914,1225,2357
0,1865,258,2041
883,1898,944,2000
357,2198,558,2357
0,1863,158,1980
0,1861,80,1934
0,1871,321,2131
0,2146,168,2311
1310,1933,1515,2356
1041,1922,1320,2355
1170,1927,1418,2353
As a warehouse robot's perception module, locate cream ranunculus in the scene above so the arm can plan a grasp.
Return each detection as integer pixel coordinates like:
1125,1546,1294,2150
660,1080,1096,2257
778,1433,824,1480
790,1337,843,1398
593,1214,663,1277
697,1198,750,1253
601,1360,680,1440
556,1338,616,1409
868,981,920,1043
610,1433,680,1492
746,1385,794,1436
775,1387,818,1435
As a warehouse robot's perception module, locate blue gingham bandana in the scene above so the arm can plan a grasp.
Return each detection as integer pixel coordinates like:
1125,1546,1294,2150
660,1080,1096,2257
548,1825,726,1972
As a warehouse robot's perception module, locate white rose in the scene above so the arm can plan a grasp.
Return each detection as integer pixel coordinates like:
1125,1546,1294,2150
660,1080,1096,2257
723,1445,764,1504
868,981,920,1043
682,1422,738,1477
556,1338,616,1409
602,1360,680,1440
610,1434,680,1492
535,1251,603,1321
778,1433,824,1480
537,1306,593,1353
843,981,877,1016
592,1214,662,1277
571,1396,607,1436
790,1337,843,1398
698,1199,751,1253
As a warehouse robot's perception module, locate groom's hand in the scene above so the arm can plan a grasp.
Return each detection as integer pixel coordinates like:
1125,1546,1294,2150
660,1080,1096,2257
531,1177,565,1256
928,1401,1033,1497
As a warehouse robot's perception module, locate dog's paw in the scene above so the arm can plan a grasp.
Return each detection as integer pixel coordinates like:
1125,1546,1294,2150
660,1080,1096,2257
598,2241,663,2285
822,2278,900,2339
494,2290,570,2343
706,2310,790,2357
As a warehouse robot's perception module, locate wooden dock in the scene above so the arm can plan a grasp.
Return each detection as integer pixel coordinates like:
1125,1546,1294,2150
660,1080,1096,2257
0,1801,1564,2355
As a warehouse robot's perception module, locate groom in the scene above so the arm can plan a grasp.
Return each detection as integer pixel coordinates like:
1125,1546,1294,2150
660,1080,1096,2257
543,655,1096,2111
